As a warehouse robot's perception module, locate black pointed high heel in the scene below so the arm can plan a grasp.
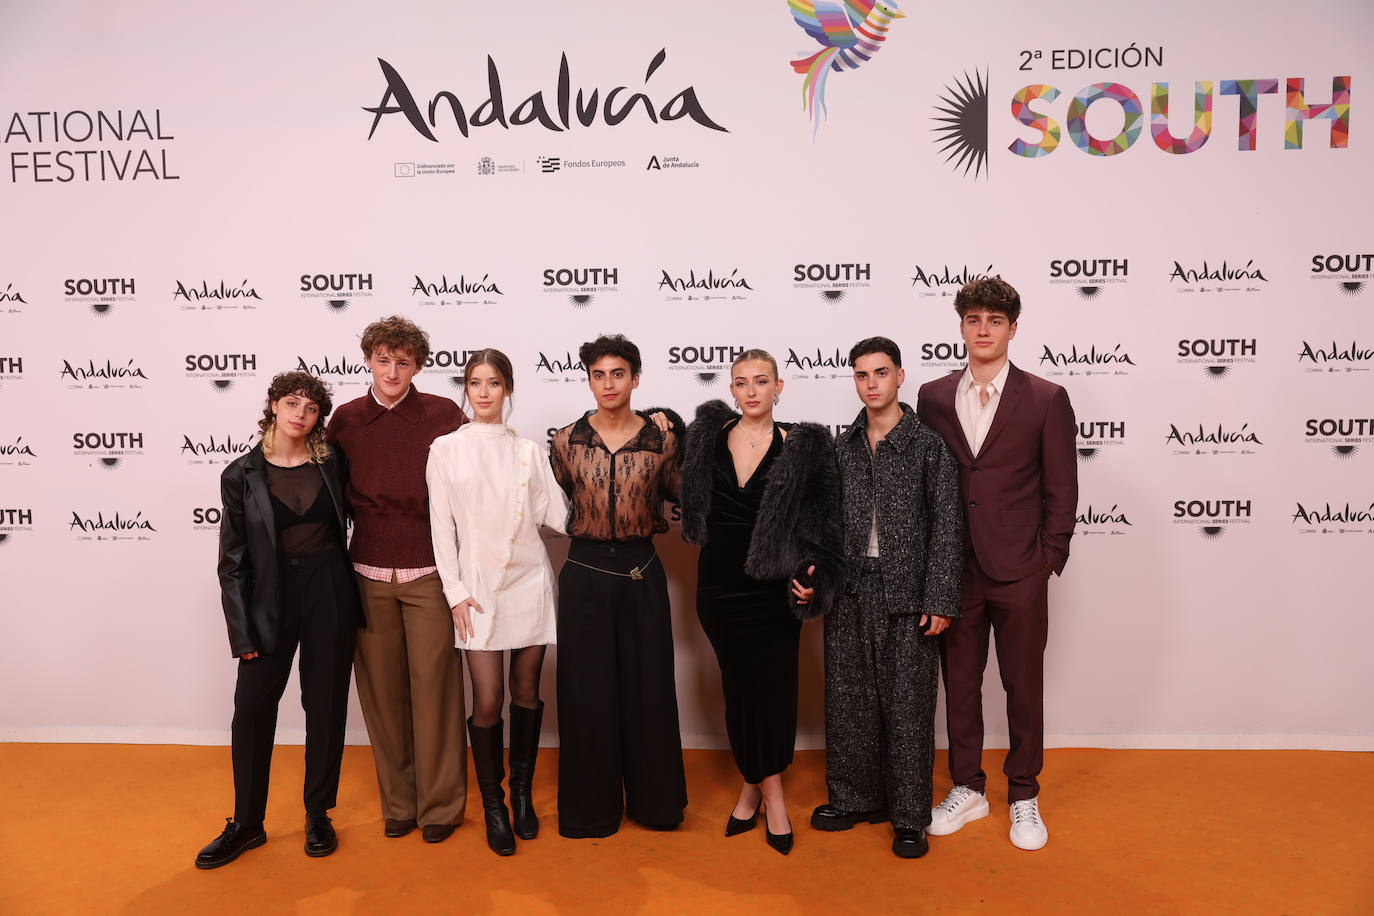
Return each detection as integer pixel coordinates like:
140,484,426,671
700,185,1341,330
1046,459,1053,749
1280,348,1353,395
763,802,794,856
725,802,761,837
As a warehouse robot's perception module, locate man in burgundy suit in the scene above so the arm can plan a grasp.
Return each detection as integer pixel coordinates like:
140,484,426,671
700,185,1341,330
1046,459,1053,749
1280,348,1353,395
915,278,1077,851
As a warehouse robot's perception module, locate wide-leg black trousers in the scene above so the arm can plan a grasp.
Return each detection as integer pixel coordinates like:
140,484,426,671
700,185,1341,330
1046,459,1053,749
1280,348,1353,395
556,538,687,838
231,548,357,826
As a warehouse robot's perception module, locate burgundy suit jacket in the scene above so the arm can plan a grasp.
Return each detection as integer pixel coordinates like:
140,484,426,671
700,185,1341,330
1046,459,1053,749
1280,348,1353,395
916,363,1078,582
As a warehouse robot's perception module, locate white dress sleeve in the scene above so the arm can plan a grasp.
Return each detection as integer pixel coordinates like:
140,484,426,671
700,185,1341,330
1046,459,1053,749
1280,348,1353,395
426,440,471,608
531,442,569,535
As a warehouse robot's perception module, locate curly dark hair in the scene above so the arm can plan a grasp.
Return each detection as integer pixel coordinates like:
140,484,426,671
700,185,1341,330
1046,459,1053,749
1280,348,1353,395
257,370,333,463
579,334,641,376
955,277,1022,323
360,315,431,366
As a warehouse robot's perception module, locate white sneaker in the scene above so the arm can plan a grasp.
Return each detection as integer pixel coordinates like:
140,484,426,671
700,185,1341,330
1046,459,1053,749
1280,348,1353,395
928,785,989,836
1009,797,1049,850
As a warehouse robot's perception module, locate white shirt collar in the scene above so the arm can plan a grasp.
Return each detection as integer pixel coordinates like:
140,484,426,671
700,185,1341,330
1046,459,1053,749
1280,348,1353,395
371,384,412,410
960,360,1011,397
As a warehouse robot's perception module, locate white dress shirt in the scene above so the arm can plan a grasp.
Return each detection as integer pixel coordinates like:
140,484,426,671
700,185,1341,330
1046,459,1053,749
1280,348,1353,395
426,422,568,650
955,361,1011,456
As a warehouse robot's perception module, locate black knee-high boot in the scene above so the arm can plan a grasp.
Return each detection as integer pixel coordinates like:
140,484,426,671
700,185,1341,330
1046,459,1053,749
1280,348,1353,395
467,719,516,856
508,702,543,840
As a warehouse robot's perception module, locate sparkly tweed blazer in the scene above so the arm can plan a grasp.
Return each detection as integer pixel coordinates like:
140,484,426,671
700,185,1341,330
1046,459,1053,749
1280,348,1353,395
834,403,964,618
680,399,844,620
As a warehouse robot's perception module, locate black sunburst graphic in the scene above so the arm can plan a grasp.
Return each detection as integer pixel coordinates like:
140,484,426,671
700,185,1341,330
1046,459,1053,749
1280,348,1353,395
1333,444,1358,459
1203,365,1230,379
1199,525,1225,540
1340,281,1365,296
99,457,121,470
1076,448,1099,461
695,372,719,386
932,69,989,181
1076,286,1103,300
820,289,846,302
211,379,233,392
447,376,465,390
0,533,9,546
327,299,350,311
569,294,594,308
90,303,113,316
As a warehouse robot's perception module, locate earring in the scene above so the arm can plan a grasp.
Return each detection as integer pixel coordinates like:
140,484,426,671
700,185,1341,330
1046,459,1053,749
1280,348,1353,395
773,395,781,406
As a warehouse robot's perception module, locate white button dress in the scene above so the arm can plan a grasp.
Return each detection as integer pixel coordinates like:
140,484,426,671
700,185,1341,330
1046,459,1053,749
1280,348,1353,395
426,421,568,650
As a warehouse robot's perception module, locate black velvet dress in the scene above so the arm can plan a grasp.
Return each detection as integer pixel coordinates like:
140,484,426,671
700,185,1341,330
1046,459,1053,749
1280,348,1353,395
696,420,803,784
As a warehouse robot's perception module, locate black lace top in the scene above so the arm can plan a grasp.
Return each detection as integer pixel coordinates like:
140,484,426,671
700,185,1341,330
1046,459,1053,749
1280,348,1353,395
266,461,340,557
549,409,682,541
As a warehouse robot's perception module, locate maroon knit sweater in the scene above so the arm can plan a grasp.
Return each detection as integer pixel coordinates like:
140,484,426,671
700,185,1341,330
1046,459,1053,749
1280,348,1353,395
325,385,466,567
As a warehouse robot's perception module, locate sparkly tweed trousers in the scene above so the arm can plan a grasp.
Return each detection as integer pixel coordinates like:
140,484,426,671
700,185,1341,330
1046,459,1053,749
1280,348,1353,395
823,558,940,831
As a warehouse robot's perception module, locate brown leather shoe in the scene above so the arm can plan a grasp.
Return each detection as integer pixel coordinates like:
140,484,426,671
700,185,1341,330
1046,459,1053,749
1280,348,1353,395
421,824,456,843
384,818,417,838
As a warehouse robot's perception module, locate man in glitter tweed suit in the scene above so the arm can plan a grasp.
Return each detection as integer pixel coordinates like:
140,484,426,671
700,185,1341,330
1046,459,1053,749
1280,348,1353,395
811,336,964,859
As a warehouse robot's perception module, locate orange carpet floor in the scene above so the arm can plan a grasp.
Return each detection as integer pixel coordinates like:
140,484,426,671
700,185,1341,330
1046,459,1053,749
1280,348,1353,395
1,745,1369,914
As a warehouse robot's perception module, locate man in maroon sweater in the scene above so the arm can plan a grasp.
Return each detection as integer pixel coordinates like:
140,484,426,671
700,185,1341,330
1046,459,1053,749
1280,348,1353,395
325,316,468,843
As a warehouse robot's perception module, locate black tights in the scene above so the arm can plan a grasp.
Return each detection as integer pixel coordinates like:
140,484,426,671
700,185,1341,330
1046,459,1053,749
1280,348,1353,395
465,645,547,727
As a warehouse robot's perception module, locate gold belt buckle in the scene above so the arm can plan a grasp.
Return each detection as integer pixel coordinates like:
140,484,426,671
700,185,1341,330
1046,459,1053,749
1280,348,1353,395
629,565,644,581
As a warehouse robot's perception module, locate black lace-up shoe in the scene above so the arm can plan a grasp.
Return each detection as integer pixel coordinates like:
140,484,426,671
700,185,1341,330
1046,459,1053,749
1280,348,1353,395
809,804,888,831
195,819,266,869
305,812,338,857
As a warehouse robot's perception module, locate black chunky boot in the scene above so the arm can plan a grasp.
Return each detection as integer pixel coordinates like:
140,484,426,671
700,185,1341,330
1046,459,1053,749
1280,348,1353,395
467,718,516,856
508,702,543,840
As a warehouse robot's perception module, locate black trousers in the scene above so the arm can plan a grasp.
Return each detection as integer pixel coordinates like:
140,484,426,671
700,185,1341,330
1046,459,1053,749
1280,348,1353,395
697,531,801,785
823,558,940,830
556,538,687,837
231,548,357,826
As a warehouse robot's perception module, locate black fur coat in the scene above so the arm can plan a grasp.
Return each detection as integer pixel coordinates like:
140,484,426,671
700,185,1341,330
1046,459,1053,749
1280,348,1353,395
680,400,844,619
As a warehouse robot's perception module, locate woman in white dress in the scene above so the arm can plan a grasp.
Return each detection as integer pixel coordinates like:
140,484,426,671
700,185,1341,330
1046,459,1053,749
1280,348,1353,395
426,348,568,856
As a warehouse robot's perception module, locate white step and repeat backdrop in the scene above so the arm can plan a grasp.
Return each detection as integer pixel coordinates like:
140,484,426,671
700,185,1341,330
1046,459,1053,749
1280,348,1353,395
2,0,1371,750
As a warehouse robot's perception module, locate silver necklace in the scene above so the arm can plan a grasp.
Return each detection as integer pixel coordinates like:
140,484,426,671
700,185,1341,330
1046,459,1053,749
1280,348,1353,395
740,423,773,448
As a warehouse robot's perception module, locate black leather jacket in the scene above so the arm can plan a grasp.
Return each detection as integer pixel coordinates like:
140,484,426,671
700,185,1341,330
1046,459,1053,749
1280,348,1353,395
217,443,360,657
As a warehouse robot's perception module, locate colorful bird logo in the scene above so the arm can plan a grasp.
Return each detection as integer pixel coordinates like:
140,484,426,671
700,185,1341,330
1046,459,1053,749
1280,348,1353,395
789,0,906,136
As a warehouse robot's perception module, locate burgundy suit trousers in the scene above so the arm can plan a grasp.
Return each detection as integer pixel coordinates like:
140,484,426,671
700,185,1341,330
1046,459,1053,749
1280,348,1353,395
940,555,1048,803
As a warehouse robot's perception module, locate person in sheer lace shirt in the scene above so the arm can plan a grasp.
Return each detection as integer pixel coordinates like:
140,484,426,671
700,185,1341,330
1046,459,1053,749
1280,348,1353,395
547,334,688,838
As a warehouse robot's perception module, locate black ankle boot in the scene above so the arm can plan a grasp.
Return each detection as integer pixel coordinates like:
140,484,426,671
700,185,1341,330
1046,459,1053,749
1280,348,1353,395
507,702,543,840
467,718,516,856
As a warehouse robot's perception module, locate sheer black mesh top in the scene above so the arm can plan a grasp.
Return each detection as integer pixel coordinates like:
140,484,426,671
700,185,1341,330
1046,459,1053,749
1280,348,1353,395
266,461,340,557
549,411,681,541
